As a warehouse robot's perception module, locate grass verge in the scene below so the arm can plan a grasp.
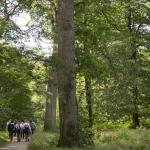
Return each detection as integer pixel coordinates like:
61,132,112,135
28,129,150,150
0,131,8,147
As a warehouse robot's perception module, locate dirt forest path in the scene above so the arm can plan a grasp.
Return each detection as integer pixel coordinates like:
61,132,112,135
0,137,28,150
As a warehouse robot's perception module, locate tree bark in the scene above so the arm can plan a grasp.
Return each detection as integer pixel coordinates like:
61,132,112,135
127,6,140,128
132,113,140,128
57,0,83,147
44,6,58,132
132,86,140,128
44,66,57,132
85,76,93,128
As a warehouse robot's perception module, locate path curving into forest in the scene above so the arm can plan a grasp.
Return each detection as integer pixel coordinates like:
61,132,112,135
0,138,28,150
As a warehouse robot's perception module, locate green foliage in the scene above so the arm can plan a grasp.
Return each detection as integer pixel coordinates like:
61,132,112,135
0,132,8,146
28,132,59,150
96,129,150,150
75,0,150,131
0,0,150,147
0,18,7,36
81,127,94,146
0,43,35,128
28,130,150,150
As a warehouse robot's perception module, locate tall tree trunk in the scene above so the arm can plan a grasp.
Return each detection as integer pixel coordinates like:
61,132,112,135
44,6,58,132
85,76,93,128
57,0,82,147
128,6,140,128
44,66,57,132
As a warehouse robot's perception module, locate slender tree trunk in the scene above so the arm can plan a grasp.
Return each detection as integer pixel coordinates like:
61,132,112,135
132,113,140,128
132,84,140,128
85,76,93,128
57,0,82,147
127,6,140,128
44,66,57,132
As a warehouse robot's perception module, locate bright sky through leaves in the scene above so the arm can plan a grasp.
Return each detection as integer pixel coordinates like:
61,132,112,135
12,12,52,56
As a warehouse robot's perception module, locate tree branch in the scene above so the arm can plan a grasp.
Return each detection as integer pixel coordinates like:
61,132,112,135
8,3,20,17
101,10,121,32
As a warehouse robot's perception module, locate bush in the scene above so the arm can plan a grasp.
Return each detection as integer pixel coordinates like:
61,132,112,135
28,132,58,150
82,127,94,146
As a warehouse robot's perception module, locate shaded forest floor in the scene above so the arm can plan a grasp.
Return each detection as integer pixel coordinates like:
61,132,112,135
28,129,150,150
0,134,28,150
0,140,28,150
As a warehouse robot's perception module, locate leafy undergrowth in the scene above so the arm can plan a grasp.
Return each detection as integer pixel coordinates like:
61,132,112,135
28,129,150,150
0,131,8,147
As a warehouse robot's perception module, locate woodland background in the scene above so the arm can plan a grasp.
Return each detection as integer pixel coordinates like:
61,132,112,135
0,0,150,149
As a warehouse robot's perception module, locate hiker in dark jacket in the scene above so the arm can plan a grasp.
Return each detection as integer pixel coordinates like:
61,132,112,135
7,121,14,142
13,119,17,137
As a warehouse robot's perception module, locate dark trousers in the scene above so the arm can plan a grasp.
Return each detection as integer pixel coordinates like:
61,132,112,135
31,129,35,134
9,131,13,142
14,129,17,136
16,130,21,142
24,130,30,141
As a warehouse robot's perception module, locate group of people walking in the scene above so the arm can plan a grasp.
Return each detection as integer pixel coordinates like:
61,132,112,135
7,120,36,142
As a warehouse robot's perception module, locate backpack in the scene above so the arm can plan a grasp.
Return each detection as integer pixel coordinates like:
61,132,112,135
30,122,36,130
8,123,14,132
15,124,21,133
24,123,30,132
15,124,20,130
